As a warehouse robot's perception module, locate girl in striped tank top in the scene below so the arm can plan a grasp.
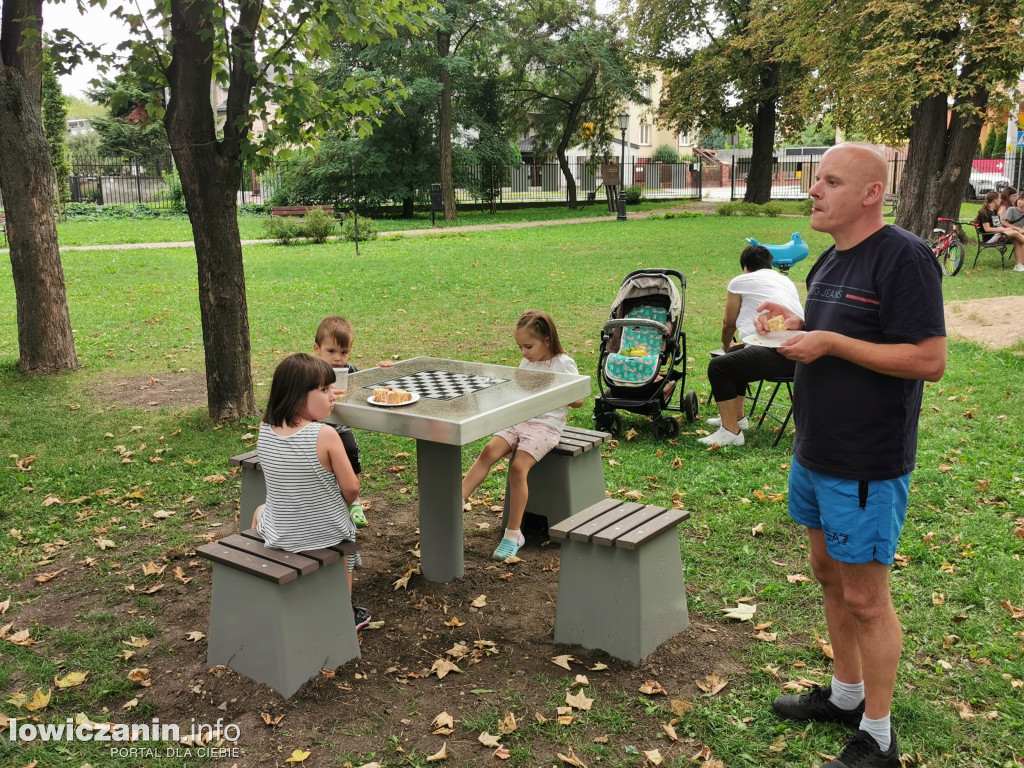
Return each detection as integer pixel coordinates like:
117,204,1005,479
253,353,371,630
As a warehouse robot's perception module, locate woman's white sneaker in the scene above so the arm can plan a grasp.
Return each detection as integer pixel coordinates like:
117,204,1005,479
708,416,748,429
698,426,745,446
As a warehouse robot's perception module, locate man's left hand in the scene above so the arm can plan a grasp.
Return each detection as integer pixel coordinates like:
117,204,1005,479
777,331,832,363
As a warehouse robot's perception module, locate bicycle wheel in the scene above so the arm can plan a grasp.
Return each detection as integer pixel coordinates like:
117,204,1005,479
940,238,965,277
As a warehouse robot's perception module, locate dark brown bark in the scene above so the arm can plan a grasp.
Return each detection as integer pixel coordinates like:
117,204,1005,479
743,62,779,205
437,29,458,221
0,0,79,373
896,81,985,240
556,64,599,211
165,0,257,420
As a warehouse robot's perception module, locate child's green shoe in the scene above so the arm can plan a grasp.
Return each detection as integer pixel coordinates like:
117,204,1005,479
350,502,368,528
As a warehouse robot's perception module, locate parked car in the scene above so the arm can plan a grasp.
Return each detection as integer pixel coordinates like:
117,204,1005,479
966,170,1011,199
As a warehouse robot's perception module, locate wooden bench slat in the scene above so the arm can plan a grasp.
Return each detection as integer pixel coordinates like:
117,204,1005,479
592,505,668,546
217,534,320,575
568,502,645,542
229,450,261,469
562,426,611,443
197,543,298,584
329,541,360,557
240,528,343,566
552,440,584,457
614,509,691,550
549,497,623,540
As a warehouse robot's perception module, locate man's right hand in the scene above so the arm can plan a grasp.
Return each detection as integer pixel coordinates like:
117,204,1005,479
754,301,804,333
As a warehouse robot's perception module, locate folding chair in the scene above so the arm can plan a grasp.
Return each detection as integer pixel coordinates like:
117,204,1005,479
746,375,794,447
968,221,1009,269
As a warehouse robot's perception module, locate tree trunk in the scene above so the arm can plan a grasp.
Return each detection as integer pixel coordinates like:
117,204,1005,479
0,0,78,373
556,64,598,211
896,80,985,240
402,197,414,218
437,29,458,221
165,0,257,420
744,63,779,204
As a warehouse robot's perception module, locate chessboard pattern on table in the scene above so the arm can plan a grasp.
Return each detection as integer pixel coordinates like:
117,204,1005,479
364,370,510,401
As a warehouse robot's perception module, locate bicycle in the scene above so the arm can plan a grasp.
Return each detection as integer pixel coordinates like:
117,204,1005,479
928,218,965,276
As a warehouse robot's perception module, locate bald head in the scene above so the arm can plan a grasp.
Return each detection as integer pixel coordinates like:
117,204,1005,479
809,143,888,248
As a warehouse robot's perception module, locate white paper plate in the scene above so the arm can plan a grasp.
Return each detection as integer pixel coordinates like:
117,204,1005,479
366,392,420,407
741,330,807,348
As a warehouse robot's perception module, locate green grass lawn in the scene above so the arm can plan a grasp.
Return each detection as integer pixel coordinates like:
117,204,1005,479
2,212,1023,766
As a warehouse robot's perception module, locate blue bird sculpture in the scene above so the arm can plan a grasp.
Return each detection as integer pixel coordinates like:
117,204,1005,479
745,232,809,273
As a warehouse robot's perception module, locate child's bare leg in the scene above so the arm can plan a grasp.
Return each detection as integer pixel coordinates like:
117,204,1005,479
462,436,512,503
251,503,264,528
505,451,538,533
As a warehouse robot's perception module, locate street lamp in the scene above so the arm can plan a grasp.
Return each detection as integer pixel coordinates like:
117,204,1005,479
617,109,630,221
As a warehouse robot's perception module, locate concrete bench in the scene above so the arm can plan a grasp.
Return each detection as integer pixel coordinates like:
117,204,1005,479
550,498,691,663
229,450,264,532
196,530,360,698
269,205,335,218
500,426,611,532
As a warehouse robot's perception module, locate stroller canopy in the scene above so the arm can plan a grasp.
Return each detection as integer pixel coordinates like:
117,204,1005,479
610,271,682,323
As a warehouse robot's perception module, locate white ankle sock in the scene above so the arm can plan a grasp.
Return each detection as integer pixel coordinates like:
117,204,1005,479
503,528,524,544
859,713,891,751
829,676,865,710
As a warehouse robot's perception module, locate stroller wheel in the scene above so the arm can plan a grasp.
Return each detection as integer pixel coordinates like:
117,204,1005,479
653,415,680,440
682,390,699,423
595,411,622,436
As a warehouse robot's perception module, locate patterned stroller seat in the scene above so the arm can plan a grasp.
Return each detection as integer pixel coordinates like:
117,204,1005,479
603,305,667,387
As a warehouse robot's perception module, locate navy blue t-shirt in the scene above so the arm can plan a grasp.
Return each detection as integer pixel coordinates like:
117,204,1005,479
794,225,945,480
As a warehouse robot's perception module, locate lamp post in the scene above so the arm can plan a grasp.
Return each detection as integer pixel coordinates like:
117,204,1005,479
617,109,630,221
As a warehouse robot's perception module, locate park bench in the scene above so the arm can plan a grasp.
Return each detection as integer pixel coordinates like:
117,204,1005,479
269,205,335,218
499,426,611,533
196,529,360,698
550,498,691,663
229,450,264,532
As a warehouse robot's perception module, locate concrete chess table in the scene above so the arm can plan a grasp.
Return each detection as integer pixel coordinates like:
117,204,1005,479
327,357,591,582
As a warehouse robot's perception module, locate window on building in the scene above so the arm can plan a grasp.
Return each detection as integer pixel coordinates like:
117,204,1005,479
678,132,692,147
639,82,651,99
639,123,652,146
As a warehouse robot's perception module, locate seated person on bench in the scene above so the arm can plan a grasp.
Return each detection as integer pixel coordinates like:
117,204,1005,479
700,245,804,447
976,191,1024,271
251,353,371,631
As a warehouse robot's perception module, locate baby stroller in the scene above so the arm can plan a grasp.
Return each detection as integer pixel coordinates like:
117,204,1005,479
593,268,698,439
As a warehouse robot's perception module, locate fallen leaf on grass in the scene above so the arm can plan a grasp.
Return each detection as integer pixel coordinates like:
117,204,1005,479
429,659,462,679
786,573,812,584
1002,601,1024,619
426,742,448,762
284,749,311,763
721,603,756,621
814,630,835,659
932,592,945,605
123,636,150,648
754,630,778,642
498,711,517,734
8,629,36,646
696,671,728,695
432,711,454,731
478,732,501,747
550,654,577,670
393,566,420,590
769,736,787,753
122,697,140,710
141,561,166,577
751,523,764,536
661,723,678,741
669,698,693,717
642,749,663,765
493,745,511,760
54,671,89,688
443,616,465,627
893,553,910,567
186,631,205,642
639,680,666,695
261,712,285,727
589,662,608,671
950,699,975,721
92,537,116,550
127,668,152,687
566,689,594,711
573,674,589,686
8,688,51,711
557,747,588,767
152,510,175,519
34,569,66,584
0,597,9,614
471,594,488,608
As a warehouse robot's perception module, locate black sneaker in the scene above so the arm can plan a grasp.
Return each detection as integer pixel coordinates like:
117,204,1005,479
823,729,899,767
353,606,372,631
772,685,865,729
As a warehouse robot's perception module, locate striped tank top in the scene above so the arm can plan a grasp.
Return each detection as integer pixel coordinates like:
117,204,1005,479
255,421,357,552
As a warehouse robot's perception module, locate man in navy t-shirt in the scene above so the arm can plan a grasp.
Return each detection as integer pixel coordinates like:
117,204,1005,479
754,143,946,768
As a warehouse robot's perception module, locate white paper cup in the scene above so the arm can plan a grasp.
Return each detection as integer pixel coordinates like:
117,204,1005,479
333,368,348,397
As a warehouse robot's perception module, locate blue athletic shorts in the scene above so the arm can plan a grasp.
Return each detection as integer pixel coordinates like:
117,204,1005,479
788,458,910,565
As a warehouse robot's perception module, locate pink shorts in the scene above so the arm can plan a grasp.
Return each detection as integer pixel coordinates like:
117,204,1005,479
494,421,561,462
